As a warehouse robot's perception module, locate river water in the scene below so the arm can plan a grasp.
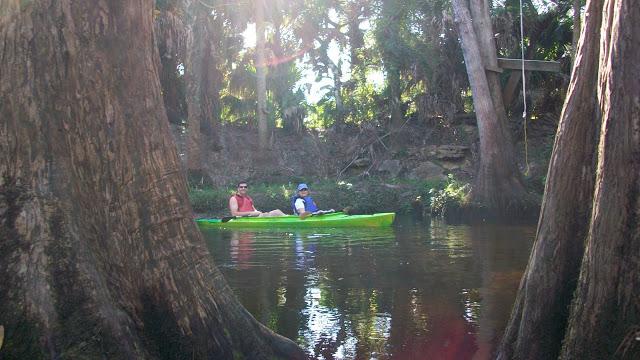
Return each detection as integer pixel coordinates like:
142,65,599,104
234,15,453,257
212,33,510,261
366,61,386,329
201,216,535,360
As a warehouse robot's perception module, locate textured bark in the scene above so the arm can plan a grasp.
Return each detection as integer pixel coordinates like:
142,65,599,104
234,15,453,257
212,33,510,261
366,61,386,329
469,0,509,125
184,1,222,175
155,2,187,125
496,0,603,358
0,1,304,359
452,0,529,213
572,0,582,61
498,0,640,358
560,0,639,357
255,0,268,150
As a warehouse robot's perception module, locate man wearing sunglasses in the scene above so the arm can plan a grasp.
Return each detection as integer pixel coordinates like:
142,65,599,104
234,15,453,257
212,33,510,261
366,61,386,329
229,181,286,217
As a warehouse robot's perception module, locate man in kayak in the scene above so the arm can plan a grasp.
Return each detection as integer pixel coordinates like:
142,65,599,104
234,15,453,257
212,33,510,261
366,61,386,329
292,183,320,219
229,181,286,217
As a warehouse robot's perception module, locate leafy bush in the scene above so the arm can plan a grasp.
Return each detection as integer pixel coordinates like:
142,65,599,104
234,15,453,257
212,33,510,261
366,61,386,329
189,188,230,213
428,174,470,217
351,184,401,213
249,184,291,213
187,177,472,217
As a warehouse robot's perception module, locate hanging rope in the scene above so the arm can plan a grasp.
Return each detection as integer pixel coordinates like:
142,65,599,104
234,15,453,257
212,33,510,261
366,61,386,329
520,0,530,176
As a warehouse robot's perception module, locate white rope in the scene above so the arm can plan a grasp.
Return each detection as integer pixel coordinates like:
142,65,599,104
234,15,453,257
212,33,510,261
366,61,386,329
519,0,530,175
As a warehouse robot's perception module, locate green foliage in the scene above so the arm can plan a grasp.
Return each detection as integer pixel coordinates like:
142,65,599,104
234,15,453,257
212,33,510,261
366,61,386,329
343,82,382,125
186,176,494,219
189,188,231,214
250,184,292,212
154,0,173,11
188,184,293,215
353,185,401,214
428,174,470,217
184,0,570,136
311,180,409,214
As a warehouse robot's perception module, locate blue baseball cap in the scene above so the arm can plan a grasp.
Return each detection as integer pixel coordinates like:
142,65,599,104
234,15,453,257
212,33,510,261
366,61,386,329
297,183,309,191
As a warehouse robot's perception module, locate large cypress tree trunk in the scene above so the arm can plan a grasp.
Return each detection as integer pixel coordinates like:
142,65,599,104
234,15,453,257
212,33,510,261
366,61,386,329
0,1,304,358
560,0,639,357
496,0,602,358
452,0,529,215
498,0,639,358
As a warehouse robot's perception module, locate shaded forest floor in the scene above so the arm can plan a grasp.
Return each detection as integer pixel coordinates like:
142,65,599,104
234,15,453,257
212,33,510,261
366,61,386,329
177,113,556,220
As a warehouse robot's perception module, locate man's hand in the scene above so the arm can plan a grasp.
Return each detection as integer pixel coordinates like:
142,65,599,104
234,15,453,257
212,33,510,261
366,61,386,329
250,211,262,217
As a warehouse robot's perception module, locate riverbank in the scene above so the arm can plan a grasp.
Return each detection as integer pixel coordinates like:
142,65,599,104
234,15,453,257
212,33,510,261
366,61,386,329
189,175,540,223
181,115,552,223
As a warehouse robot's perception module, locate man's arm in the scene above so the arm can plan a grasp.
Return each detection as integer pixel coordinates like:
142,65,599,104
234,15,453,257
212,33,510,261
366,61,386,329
295,198,311,219
229,197,261,217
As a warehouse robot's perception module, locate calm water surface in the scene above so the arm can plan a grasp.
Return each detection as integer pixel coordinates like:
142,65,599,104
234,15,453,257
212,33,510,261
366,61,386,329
201,217,535,360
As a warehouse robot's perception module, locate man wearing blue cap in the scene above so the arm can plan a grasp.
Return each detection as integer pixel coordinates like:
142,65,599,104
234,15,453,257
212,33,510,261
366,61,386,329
291,183,319,219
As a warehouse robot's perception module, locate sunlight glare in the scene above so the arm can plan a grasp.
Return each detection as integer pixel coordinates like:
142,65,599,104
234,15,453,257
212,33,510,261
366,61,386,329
242,23,256,49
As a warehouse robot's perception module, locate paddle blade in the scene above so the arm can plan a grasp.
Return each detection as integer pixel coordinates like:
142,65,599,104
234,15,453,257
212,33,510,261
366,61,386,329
311,209,336,216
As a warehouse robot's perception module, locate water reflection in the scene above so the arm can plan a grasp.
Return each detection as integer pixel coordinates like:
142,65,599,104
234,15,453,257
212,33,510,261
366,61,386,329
229,231,255,269
201,218,534,359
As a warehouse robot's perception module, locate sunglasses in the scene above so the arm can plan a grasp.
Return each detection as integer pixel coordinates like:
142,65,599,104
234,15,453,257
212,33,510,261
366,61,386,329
238,185,248,189
299,188,309,191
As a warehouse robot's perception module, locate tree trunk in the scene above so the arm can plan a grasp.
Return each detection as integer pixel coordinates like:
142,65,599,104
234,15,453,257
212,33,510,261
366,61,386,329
452,0,529,214
328,62,345,127
184,3,223,180
379,0,405,148
498,0,640,358
255,0,268,150
184,5,202,174
469,0,525,194
155,3,187,126
0,1,304,359
185,3,212,177
572,0,582,62
560,0,639,357
469,0,510,126
346,1,366,100
346,2,364,72
388,65,403,132
196,14,224,153
496,0,603,357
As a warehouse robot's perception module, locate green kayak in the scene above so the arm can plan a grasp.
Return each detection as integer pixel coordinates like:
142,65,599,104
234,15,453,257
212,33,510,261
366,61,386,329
196,212,395,228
